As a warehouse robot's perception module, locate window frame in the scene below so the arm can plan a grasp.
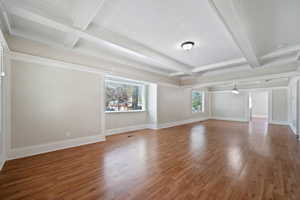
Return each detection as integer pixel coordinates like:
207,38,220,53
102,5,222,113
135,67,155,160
104,79,146,113
191,90,205,113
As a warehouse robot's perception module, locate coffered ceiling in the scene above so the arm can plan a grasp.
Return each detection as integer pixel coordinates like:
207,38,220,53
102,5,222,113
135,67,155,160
0,0,299,78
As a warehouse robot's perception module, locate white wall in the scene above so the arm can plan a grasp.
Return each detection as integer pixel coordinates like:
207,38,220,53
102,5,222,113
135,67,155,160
288,78,299,136
11,60,105,149
0,49,10,169
210,91,249,121
271,88,288,123
9,59,211,152
105,112,149,130
157,85,210,124
209,88,289,124
0,74,4,169
289,81,298,130
251,91,268,118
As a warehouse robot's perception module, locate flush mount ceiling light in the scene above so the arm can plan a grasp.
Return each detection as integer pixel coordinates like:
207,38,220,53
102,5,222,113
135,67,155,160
181,41,195,51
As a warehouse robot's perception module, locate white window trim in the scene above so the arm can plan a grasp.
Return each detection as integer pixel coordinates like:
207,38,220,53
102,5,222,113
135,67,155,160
105,79,146,113
192,90,205,113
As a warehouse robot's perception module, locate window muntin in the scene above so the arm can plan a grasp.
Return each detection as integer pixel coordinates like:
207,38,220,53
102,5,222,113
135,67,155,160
105,80,145,112
192,90,204,113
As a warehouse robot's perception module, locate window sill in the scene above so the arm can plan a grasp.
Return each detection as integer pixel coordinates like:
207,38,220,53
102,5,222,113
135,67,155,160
105,110,147,114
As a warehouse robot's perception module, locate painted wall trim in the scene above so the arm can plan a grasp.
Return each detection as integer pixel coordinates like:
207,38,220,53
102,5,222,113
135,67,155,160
8,134,106,160
6,115,293,161
155,117,210,129
10,51,105,75
106,124,150,136
9,51,180,88
0,153,5,170
106,117,210,135
269,121,289,126
252,115,268,118
210,117,248,122
8,117,210,160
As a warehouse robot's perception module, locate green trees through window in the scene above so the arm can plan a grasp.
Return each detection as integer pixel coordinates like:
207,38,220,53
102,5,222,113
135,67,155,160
105,80,145,112
192,91,204,113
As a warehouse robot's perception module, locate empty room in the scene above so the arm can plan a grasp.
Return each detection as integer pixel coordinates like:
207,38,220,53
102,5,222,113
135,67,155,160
0,0,300,199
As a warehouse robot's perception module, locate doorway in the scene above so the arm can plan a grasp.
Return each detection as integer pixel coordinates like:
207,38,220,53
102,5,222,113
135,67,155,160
249,91,269,122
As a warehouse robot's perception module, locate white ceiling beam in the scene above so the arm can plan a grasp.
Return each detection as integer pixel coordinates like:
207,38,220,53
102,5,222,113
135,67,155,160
2,11,12,33
72,0,106,30
185,71,299,89
5,6,192,74
170,57,248,77
9,29,170,76
261,53,299,69
0,3,12,34
87,26,194,72
169,72,186,77
192,57,247,73
260,44,300,64
209,0,260,68
68,0,106,48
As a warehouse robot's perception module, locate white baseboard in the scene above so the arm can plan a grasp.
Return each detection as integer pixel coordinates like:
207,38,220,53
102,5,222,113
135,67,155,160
269,121,289,125
8,134,106,160
7,117,209,160
8,117,291,161
0,153,5,171
105,117,210,135
156,117,210,129
210,117,248,122
105,124,149,136
252,115,268,118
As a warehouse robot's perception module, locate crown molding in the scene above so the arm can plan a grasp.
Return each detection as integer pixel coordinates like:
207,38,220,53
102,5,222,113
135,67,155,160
10,51,106,75
9,51,181,87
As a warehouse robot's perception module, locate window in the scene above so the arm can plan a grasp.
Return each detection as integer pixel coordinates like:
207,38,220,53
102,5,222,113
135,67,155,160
105,80,145,112
192,90,204,113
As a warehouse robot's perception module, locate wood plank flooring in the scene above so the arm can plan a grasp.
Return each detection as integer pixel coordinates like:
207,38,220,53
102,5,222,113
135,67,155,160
1,119,300,200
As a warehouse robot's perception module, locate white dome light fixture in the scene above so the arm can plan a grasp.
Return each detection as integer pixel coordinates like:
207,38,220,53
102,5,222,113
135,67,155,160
181,41,195,51
232,83,239,94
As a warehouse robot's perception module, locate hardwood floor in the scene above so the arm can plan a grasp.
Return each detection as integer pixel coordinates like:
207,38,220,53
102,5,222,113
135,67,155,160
1,119,300,200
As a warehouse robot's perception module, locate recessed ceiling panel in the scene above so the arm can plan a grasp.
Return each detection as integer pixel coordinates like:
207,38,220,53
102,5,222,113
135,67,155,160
3,0,74,24
10,14,69,45
236,0,300,57
92,0,243,67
